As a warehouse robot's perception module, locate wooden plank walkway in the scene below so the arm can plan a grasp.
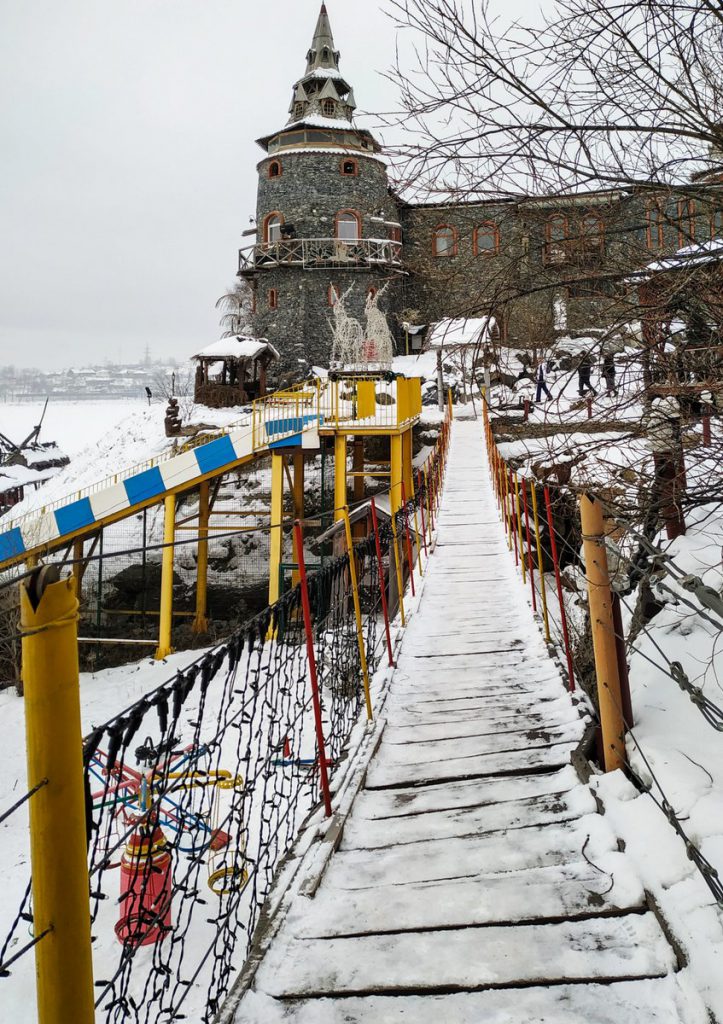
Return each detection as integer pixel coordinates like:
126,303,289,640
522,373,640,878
233,419,692,1024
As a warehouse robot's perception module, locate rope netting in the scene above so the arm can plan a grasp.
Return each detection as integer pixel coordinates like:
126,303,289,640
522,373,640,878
0,419,450,1022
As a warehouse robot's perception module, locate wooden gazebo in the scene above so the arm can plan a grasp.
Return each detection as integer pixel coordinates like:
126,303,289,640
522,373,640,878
193,337,279,408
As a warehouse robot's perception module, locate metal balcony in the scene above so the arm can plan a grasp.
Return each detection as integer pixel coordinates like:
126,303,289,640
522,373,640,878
238,237,403,275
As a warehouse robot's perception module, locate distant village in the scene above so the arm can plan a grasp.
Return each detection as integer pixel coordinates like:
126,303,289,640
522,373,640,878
0,354,179,403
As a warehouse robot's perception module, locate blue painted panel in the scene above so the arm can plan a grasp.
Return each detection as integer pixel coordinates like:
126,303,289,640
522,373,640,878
124,466,165,506
194,434,236,475
55,497,95,535
0,527,26,561
269,433,303,449
265,414,316,438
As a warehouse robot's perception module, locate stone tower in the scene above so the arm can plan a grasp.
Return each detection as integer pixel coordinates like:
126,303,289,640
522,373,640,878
239,3,403,376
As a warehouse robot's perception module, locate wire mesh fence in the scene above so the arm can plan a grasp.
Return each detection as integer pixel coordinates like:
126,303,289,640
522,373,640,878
0,415,451,1022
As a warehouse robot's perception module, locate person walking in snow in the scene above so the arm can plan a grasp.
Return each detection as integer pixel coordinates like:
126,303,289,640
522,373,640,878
602,352,617,395
535,358,553,402
577,352,597,397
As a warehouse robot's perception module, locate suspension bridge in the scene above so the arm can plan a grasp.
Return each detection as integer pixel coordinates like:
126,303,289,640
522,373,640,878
223,418,692,1023
0,381,717,1024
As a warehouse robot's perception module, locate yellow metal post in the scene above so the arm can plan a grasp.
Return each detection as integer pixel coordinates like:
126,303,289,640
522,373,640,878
580,494,626,773
448,388,454,420
396,378,409,426
390,433,403,519
390,511,406,627
20,568,95,1024
291,449,305,586
268,451,284,605
342,509,373,721
156,492,176,659
193,480,210,634
530,482,551,642
357,380,376,420
514,473,527,583
334,433,347,522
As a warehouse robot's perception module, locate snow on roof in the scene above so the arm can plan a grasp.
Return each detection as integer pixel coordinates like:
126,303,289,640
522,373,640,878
193,337,280,361
284,114,357,131
427,317,498,349
301,68,342,81
262,146,387,165
635,237,723,278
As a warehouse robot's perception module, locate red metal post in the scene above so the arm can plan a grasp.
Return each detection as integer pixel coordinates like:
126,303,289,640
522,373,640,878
586,397,593,420
523,399,530,423
370,499,395,667
400,482,416,597
543,487,576,692
294,521,333,817
417,470,429,557
521,478,537,612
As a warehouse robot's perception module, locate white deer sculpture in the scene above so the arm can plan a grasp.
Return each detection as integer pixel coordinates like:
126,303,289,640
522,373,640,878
363,283,394,367
329,286,365,367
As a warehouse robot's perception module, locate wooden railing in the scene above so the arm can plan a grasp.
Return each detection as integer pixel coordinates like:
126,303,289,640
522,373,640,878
238,237,403,273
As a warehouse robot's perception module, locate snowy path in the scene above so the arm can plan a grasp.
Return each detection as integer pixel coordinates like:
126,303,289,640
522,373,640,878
233,419,697,1024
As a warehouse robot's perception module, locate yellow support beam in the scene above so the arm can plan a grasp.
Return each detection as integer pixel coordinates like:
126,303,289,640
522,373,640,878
334,433,347,522
20,568,95,1024
156,493,176,659
193,480,210,634
268,451,284,606
390,433,403,519
291,450,305,587
357,380,376,420
396,377,410,425
402,427,414,505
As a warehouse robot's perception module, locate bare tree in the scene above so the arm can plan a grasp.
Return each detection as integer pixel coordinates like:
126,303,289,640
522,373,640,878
388,0,723,199
216,280,256,338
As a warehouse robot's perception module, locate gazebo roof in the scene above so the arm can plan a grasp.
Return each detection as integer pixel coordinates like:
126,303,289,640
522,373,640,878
427,317,498,348
193,337,280,362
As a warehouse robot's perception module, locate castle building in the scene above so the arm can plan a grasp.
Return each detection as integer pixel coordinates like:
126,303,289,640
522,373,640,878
240,5,723,374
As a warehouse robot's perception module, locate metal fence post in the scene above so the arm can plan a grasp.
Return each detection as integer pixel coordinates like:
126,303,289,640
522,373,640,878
20,566,95,1024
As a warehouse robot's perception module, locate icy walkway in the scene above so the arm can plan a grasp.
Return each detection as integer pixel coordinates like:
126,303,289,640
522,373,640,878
234,419,695,1024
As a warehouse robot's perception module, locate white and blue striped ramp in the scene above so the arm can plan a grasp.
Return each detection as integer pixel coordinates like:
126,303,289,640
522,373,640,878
0,416,319,565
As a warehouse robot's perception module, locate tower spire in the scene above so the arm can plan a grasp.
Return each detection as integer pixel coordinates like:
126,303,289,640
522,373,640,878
306,3,340,74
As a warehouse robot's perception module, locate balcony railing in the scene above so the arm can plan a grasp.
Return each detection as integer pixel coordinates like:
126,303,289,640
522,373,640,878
238,237,403,274
543,239,605,266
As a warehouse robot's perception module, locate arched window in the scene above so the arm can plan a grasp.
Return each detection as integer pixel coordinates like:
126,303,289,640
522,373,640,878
336,209,361,242
367,286,377,300
340,158,358,176
678,198,695,247
268,288,278,310
433,225,457,257
474,222,499,257
711,209,723,238
264,212,284,244
646,202,664,250
328,283,341,306
545,215,569,263
268,160,282,179
322,98,336,117
581,214,604,254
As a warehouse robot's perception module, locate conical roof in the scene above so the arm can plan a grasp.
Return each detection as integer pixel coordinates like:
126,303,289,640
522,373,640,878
306,4,340,73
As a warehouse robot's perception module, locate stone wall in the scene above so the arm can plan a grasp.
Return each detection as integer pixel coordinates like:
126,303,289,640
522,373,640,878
250,151,403,372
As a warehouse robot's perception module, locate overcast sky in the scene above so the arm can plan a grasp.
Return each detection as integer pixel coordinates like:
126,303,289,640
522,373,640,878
0,1,535,371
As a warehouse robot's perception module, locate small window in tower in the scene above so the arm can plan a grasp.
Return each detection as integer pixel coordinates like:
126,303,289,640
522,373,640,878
268,288,278,311
322,99,336,117
268,161,282,179
293,103,303,120
367,287,377,300
336,210,362,243
328,284,341,306
341,158,358,177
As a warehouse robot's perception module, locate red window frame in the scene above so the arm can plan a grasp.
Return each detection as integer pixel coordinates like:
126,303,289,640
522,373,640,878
473,222,499,257
432,224,458,257
335,209,362,241
263,211,285,244
268,160,282,179
328,283,341,306
678,198,695,248
340,158,359,177
268,288,278,310
580,213,605,254
646,203,664,250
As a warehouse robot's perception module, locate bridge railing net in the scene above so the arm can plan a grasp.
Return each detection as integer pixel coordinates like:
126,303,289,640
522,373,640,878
0,411,450,1020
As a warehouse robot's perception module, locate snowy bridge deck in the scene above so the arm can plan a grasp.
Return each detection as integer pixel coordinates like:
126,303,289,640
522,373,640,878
232,419,692,1024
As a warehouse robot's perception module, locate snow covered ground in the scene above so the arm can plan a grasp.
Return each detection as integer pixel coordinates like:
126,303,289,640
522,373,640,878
0,399,147,459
